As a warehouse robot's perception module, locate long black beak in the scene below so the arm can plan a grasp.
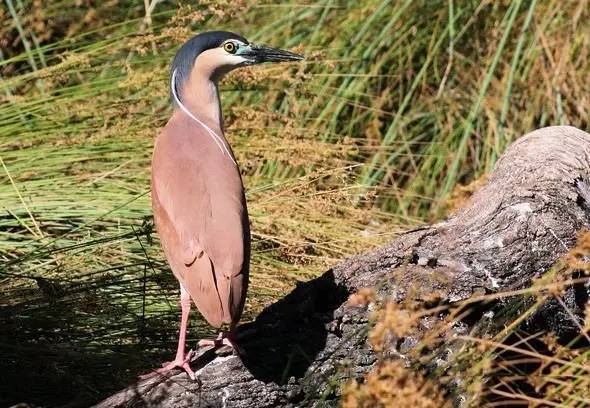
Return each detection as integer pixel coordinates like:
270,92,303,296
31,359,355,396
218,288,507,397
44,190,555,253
243,44,304,64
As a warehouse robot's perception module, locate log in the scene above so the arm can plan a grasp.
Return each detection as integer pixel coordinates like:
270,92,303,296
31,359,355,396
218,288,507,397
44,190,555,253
96,126,590,407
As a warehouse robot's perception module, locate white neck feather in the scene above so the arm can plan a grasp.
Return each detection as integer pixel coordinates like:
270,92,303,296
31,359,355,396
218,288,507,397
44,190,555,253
171,68,236,165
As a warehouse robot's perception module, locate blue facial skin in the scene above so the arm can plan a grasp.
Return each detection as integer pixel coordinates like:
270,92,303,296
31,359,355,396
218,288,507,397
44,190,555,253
235,43,251,56
227,41,255,64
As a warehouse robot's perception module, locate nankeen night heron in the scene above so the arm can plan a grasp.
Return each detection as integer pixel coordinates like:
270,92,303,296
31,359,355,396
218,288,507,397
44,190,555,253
144,31,303,379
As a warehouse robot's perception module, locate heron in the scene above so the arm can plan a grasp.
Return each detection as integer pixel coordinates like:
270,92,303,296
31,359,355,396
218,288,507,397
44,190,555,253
145,31,303,380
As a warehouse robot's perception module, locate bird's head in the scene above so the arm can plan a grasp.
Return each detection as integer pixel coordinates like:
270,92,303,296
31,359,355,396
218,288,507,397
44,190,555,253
170,31,303,104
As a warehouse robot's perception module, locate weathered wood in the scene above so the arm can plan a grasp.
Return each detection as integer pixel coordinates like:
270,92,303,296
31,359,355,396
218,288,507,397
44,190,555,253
96,126,590,408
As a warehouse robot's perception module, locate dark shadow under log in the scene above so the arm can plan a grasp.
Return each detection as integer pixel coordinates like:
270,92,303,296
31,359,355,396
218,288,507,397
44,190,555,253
97,126,590,408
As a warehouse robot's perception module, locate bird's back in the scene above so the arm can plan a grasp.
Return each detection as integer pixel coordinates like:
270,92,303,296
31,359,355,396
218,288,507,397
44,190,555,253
151,113,250,328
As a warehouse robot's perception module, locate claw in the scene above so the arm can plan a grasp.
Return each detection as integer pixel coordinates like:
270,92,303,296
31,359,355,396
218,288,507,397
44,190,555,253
139,350,196,381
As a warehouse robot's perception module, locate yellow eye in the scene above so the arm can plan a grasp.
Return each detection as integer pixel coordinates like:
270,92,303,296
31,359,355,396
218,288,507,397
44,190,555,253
223,42,237,54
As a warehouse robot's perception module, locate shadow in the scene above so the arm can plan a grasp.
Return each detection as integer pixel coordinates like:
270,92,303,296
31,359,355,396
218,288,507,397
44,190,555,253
526,272,590,341
236,270,348,383
0,276,212,408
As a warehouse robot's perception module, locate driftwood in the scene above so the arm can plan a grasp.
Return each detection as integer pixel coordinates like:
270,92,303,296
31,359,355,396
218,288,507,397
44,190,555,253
97,126,590,407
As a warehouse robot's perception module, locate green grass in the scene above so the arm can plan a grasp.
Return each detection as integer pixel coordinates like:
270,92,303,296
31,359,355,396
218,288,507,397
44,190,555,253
0,0,588,406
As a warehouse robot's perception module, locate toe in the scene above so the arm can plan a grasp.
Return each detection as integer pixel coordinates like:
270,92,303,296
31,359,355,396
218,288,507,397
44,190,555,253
182,363,196,380
183,349,194,363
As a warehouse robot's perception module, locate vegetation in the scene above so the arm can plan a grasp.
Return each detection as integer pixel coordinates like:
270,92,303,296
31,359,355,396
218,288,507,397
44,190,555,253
0,0,588,406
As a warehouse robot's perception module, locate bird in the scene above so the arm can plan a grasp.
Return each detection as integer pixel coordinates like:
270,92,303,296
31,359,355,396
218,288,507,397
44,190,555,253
144,31,303,380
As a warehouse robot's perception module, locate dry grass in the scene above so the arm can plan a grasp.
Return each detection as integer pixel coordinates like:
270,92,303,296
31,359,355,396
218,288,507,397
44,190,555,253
342,231,590,407
342,360,450,408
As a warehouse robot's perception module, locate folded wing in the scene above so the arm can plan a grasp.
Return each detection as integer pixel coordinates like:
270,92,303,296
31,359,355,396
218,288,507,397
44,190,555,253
151,121,249,328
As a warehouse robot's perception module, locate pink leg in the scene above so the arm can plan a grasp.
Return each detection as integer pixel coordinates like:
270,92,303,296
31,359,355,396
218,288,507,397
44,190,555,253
140,285,196,380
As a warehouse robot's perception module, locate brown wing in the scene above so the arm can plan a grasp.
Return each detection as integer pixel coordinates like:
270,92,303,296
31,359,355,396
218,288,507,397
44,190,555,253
151,115,250,327
152,183,224,327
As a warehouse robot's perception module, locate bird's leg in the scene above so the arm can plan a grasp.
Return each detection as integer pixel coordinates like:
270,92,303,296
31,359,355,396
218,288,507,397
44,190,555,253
139,285,196,380
198,323,243,354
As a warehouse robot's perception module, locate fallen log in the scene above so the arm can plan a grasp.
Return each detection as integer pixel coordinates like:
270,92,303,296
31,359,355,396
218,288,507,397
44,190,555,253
97,126,590,407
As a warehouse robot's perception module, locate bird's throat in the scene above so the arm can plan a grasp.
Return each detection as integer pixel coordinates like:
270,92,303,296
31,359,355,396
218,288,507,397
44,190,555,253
173,72,235,165
180,76,223,132
181,77,223,131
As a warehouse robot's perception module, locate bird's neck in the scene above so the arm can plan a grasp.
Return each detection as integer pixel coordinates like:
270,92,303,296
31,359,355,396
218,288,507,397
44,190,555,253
179,74,224,133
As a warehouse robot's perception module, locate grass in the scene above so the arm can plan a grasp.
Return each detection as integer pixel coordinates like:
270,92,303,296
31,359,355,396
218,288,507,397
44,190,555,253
0,0,588,406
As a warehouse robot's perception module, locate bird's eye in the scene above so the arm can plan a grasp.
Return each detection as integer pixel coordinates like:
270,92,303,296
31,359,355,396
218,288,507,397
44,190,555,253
223,42,237,54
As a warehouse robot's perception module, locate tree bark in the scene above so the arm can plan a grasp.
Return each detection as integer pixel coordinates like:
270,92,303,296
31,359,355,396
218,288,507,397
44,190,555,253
96,126,590,408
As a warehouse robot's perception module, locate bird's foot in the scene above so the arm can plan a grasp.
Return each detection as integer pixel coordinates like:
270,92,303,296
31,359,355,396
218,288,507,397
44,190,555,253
139,349,196,381
198,332,242,354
